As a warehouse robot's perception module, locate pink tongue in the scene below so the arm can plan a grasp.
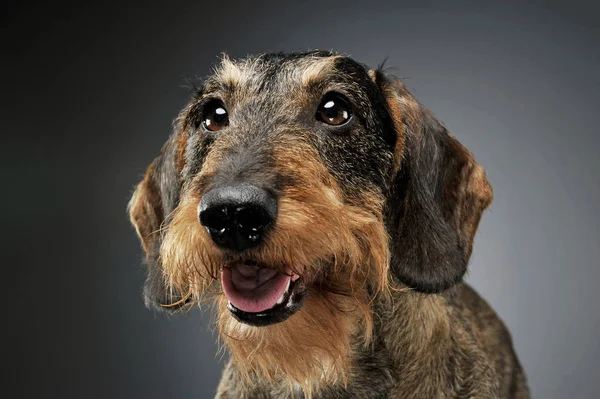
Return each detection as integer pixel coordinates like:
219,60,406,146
222,264,292,313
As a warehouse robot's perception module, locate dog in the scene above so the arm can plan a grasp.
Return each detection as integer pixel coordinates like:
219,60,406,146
128,51,529,398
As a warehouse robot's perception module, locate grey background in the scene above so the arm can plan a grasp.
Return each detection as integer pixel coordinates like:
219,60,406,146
4,0,599,398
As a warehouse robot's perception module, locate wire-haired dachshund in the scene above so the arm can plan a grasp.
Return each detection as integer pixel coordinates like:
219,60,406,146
128,51,529,398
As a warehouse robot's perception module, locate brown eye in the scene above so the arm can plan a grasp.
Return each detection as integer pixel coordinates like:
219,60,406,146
202,100,229,132
316,93,352,126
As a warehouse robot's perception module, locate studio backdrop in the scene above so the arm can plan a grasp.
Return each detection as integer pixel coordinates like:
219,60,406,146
4,1,599,398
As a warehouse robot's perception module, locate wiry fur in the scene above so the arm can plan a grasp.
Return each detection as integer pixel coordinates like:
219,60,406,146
128,51,529,398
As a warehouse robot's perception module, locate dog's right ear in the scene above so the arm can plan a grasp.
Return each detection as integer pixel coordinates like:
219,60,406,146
128,136,183,311
372,70,493,293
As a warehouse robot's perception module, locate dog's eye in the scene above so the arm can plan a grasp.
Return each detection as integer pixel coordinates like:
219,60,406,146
316,93,352,126
202,100,229,132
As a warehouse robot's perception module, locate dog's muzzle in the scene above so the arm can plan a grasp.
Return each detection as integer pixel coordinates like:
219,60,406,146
198,185,307,326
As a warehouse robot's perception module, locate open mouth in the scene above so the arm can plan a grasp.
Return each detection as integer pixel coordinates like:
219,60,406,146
221,262,307,326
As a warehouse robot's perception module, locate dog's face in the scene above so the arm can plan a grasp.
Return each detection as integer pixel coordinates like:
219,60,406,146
128,51,492,389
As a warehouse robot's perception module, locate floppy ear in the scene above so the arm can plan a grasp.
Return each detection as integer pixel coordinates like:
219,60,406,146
128,135,183,310
375,72,493,293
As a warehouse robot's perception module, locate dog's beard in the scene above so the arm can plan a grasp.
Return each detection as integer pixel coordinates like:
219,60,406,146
219,226,388,395
218,286,369,394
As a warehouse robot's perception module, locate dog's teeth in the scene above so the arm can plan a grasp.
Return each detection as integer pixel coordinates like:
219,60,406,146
276,279,292,305
276,292,286,305
285,277,291,292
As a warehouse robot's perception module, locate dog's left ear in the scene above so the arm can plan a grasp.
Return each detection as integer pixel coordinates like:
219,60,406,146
128,135,182,310
372,70,493,293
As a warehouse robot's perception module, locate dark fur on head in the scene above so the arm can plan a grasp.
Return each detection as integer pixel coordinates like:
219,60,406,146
128,51,527,398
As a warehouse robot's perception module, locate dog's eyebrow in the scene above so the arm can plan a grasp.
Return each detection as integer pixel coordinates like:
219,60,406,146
299,56,341,87
215,55,246,88
212,54,344,93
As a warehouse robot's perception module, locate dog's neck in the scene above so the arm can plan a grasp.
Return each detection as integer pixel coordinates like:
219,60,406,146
321,287,456,397
376,286,453,358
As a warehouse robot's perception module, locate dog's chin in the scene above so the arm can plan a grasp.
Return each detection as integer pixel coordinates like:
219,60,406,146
221,262,308,327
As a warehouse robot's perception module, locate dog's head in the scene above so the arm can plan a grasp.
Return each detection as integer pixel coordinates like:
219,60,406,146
128,51,492,389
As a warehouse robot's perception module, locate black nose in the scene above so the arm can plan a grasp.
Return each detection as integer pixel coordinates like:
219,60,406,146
198,185,277,251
